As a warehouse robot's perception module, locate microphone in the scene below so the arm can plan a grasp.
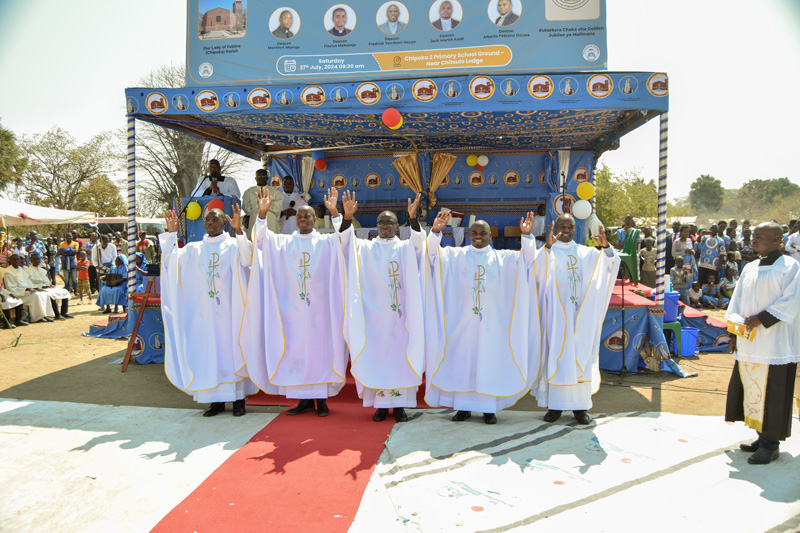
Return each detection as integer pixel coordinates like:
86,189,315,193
289,201,295,208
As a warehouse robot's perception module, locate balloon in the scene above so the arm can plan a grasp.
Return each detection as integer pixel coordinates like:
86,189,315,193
572,199,592,219
466,154,478,166
185,201,201,220
388,117,404,130
382,108,402,128
477,155,489,166
312,150,324,160
476,164,485,171
576,182,596,200
206,199,225,212
315,159,327,171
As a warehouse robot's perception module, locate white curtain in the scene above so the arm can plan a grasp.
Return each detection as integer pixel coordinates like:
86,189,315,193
300,155,314,202
557,149,571,191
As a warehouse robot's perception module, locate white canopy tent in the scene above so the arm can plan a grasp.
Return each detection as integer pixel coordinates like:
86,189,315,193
0,198,96,227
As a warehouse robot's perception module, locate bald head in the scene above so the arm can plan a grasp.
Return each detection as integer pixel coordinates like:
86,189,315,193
752,221,783,255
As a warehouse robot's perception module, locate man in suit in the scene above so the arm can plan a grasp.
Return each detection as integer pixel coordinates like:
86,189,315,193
494,0,519,26
328,7,351,36
433,1,460,31
271,10,294,39
379,4,406,34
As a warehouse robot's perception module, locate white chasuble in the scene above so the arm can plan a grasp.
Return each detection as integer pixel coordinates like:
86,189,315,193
532,241,619,411
159,231,257,402
338,224,426,407
725,256,800,366
425,233,537,413
241,217,347,399
3,267,53,322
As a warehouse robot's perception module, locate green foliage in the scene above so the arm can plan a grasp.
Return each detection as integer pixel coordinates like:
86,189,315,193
595,164,657,227
688,174,724,212
739,178,800,207
72,174,126,216
0,119,26,191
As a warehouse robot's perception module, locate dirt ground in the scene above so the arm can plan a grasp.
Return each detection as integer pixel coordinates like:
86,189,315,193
0,296,746,418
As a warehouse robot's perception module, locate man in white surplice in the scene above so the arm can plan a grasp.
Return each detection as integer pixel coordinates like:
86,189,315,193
278,176,309,235
160,204,256,417
3,254,55,323
240,187,346,417
425,210,541,424
26,253,73,320
336,191,426,423
531,215,619,425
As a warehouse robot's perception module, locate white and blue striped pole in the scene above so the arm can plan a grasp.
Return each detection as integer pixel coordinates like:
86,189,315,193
126,114,137,295
655,111,669,305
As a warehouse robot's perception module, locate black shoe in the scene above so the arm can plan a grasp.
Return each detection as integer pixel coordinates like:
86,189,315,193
483,413,498,425
62,313,74,319
15,321,29,327
373,408,389,422
394,408,409,422
286,399,316,415
203,402,225,417
452,410,471,422
316,399,329,417
102,308,111,314
54,316,66,321
42,317,53,323
739,439,759,453
2,323,15,330
573,410,592,425
748,447,779,465
543,410,562,423
232,399,246,417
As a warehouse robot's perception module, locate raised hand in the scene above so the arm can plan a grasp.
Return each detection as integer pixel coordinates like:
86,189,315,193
226,203,243,235
545,221,562,249
432,210,450,234
165,210,179,233
210,180,221,196
519,211,535,235
595,224,608,247
408,193,422,220
342,190,358,219
324,187,339,217
257,187,273,219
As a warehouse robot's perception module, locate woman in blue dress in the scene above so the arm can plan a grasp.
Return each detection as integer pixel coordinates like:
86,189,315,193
133,252,148,292
97,254,128,314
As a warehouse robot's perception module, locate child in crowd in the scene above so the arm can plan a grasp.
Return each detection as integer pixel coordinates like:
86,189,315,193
76,250,92,305
726,242,740,277
687,281,703,308
670,256,690,304
720,268,737,301
638,237,657,288
701,274,728,309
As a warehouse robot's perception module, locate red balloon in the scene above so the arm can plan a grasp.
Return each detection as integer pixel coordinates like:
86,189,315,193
382,108,402,128
315,159,327,171
476,165,486,171
206,199,224,212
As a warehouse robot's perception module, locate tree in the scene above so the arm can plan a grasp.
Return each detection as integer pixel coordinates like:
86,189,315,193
0,119,26,191
688,174,724,212
72,174,126,216
132,64,250,216
595,164,658,226
15,127,120,210
738,178,800,207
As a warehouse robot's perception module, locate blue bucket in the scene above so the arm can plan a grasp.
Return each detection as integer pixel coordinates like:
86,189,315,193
674,327,699,356
663,291,680,322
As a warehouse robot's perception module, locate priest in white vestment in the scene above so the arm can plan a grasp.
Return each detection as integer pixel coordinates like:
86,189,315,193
3,254,55,323
336,191,426,422
725,222,800,465
193,159,242,199
531,215,619,425
425,210,541,424
241,169,283,237
26,253,73,320
160,204,257,417
240,187,346,417
1,285,24,329
278,176,309,235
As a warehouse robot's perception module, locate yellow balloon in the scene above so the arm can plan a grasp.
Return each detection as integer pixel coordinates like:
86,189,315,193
388,117,404,130
466,154,478,166
186,201,202,220
576,182,596,200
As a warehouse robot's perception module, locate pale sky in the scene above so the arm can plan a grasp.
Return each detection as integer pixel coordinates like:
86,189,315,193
1,0,798,199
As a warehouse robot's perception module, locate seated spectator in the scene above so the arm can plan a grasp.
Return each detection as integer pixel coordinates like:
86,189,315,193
638,237,657,287
96,254,128,314
719,269,736,301
687,281,703,308
26,253,72,320
701,274,728,309
670,256,690,304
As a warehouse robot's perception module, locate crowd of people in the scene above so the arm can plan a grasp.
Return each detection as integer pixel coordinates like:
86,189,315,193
0,228,160,327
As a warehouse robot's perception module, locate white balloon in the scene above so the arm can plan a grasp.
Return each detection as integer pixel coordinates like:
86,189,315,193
572,199,592,219
477,155,489,166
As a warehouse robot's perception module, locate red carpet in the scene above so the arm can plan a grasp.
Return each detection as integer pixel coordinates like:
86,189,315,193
247,375,427,407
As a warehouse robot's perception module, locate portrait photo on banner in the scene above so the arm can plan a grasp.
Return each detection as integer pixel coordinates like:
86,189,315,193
488,0,522,27
269,7,300,40
325,4,357,36
430,0,464,31
376,2,409,35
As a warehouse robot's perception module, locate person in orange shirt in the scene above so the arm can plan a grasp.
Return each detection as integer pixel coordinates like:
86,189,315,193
76,250,92,304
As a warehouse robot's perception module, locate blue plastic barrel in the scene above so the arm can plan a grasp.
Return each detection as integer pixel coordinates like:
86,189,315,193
663,291,680,322
677,327,699,356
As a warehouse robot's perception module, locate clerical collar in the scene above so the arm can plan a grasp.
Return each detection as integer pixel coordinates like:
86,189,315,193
469,244,491,253
204,233,227,243
552,240,575,248
759,249,782,266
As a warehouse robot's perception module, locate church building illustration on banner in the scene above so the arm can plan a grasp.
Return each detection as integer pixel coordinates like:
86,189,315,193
199,0,246,40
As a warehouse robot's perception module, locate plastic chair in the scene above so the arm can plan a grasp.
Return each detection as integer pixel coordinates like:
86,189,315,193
503,226,522,249
662,320,681,356
617,228,641,285
490,226,499,248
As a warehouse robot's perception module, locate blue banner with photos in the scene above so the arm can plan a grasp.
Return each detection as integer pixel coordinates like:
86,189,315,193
186,0,607,86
